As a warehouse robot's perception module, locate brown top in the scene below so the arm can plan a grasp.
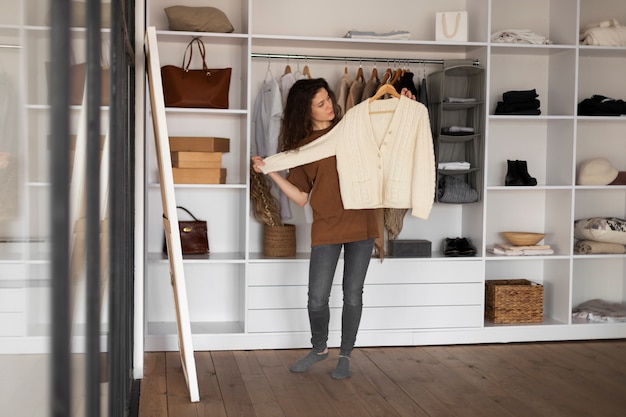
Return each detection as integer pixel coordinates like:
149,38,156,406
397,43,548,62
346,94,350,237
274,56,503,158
287,128,379,246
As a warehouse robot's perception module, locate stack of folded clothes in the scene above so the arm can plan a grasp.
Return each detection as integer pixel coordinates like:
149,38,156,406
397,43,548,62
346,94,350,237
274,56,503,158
578,95,626,116
487,242,554,256
495,89,541,115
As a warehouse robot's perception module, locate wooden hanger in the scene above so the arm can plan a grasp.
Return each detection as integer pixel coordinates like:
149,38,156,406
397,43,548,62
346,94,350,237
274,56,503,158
303,64,312,79
355,66,365,83
369,66,379,82
389,67,403,86
381,67,393,85
369,83,400,102
284,64,292,74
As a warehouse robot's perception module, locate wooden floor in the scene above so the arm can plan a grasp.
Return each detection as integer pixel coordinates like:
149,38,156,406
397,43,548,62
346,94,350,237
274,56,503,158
139,340,626,417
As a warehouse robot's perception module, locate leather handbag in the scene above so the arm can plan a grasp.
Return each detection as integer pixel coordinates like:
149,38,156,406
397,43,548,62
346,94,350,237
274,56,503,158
161,37,231,108
163,206,210,255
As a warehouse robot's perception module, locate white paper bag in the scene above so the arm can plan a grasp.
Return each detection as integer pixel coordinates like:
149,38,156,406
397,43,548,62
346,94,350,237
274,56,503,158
435,11,468,42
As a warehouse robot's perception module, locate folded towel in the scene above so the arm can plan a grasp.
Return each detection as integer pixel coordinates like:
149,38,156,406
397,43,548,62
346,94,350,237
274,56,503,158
573,299,626,322
575,240,626,254
344,30,411,40
496,243,551,251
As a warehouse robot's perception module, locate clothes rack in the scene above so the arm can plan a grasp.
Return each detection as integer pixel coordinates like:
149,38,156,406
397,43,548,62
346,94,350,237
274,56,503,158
251,52,479,67
0,44,21,49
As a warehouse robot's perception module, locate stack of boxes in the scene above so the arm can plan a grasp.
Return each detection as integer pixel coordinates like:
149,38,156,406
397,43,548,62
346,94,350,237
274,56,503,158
169,136,230,184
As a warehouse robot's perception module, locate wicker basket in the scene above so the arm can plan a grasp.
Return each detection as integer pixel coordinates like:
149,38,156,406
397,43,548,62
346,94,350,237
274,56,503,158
485,279,544,324
263,224,296,257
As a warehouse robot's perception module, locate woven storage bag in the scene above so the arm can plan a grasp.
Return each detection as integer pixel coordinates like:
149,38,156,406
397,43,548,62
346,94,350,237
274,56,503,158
263,224,296,257
485,279,544,324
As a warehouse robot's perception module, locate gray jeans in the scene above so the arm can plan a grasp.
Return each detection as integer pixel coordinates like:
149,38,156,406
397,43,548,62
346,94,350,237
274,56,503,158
307,238,375,356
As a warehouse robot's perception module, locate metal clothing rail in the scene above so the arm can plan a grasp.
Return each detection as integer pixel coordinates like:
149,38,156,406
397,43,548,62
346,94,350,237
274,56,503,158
0,44,21,49
251,52,480,66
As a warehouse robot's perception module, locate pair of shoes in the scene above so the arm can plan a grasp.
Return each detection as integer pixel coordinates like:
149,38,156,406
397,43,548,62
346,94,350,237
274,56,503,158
505,160,537,186
443,237,477,257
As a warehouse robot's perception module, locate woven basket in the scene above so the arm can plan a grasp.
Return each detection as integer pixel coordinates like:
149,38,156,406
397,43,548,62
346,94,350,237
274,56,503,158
263,224,296,257
485,279,544,324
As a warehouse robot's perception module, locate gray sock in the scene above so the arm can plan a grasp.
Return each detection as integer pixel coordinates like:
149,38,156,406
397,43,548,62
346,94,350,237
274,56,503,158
331,356,351,380
289,350,328,373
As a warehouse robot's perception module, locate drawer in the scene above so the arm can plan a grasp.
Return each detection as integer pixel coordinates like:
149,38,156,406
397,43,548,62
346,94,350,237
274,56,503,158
247,305,483,333
248,282,483,310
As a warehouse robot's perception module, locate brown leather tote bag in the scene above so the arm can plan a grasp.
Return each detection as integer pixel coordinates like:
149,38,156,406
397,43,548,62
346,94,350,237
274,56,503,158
161,37,231,108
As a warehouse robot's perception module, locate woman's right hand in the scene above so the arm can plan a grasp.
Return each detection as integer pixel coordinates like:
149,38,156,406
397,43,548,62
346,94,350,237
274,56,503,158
251,156,265,173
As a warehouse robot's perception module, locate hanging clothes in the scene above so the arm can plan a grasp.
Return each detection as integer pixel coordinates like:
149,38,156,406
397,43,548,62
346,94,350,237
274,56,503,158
253,77,282,157
361,67,380,101
418,76,428,106
335,67,353,116
345,66,366,111
396,70,419,99
252,76,292,220
260,95,436,220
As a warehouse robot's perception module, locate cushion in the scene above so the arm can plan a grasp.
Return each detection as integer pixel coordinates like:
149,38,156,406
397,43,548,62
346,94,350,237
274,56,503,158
577,157,618,185
574,217,626,244
164,6,234,33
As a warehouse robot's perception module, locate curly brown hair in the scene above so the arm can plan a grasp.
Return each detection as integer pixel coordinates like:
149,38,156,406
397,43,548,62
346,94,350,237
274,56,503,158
278,78,342,151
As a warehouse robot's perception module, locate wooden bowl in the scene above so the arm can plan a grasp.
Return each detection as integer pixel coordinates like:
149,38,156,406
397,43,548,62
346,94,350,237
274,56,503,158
501,231,546,246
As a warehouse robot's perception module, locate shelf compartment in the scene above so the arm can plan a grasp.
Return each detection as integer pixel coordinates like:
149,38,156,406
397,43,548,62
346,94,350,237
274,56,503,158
572,257,626,324
485,188,573,256
487,118,574,187
147,0,249,35
489,49,576,116
486,258,572,325
146,188,247,255
490,0,578,46
578,54,626,111
146,263,245,333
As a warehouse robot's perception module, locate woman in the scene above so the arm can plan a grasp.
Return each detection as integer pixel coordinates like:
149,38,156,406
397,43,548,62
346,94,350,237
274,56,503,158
252,78,414,379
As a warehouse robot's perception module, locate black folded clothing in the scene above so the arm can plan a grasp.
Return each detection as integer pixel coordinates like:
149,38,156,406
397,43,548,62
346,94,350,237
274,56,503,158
578,95,626,116
502,89,538,104
495,99,541,114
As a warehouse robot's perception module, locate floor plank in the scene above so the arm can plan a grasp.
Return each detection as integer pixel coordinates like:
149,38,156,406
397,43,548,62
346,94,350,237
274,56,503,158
139,352,168,417
139,340,626,417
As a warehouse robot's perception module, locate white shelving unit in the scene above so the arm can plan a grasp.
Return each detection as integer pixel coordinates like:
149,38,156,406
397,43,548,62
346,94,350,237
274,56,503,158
141,0,626,352
0,1,113,354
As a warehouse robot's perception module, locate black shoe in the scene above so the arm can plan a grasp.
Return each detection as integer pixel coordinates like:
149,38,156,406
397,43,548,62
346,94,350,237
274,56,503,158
443,237,459,256
516,160,537,186
505,160,537,186
456,237,477,257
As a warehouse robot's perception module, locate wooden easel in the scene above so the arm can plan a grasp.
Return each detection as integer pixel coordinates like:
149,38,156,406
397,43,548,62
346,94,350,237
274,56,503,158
144,26,199,402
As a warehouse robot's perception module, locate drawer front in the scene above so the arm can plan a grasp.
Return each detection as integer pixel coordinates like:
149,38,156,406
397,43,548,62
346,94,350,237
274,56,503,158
247,305,483,333
248,282,483,310
248,260,483,286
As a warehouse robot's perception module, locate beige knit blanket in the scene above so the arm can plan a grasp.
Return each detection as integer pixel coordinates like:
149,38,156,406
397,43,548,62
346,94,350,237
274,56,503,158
575,240,626,254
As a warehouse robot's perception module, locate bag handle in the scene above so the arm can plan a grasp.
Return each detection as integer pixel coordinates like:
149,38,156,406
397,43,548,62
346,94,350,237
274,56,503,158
182,37,210,75
176,206,200,221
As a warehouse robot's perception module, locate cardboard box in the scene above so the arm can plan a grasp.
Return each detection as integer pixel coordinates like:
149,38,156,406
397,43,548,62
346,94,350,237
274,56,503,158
172,168,226,184
171,151,222,169
387,239,432,257
169,136,230,153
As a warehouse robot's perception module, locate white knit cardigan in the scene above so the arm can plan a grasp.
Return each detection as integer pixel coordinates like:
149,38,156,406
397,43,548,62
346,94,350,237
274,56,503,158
260,95,436,219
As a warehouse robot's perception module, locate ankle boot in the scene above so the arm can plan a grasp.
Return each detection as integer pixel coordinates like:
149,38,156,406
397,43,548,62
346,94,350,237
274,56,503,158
505,159,524,186
515,160,537,186
505,160,537,186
